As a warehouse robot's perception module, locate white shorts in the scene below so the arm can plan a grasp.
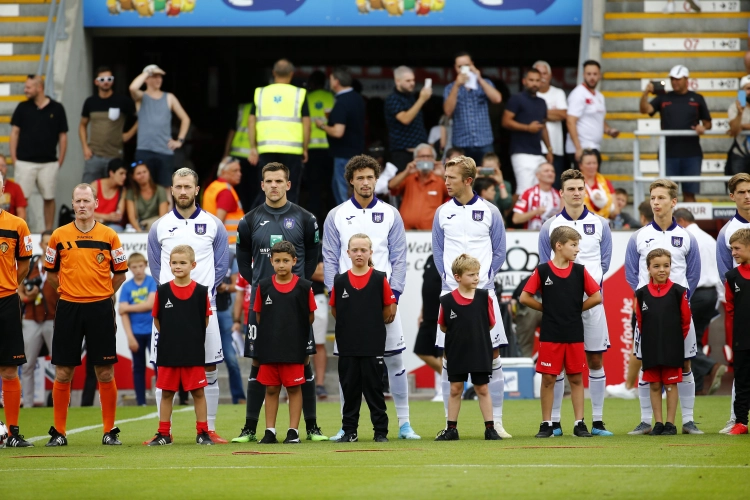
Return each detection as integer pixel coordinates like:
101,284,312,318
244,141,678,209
333,305,406,357
583,302,610,352
511,153,546,195
14,160,59,200
634,318,697,360
312,294,329,345
435,288,507,349
150,309,224,365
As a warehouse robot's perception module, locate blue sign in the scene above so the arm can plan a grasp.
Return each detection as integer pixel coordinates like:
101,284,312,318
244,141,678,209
85,0,581,27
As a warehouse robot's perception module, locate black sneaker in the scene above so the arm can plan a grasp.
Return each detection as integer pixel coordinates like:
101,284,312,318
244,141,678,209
146,433,172,446
662,422,677,435
6,426,33,447
651,422,665,436
485,428,502,440
45,426,67,447
258,429,278,444
373,434,388,443
196,431,214,445
573,421,592,437
535,422,553,438
283,429,301,444
102,427,122,446
340,433,358,442
551,422,563,437
434,428,459,441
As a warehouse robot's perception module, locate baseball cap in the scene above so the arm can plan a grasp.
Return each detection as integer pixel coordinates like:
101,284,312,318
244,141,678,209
143,64,166,76
669,65,689,79
741,75,750,89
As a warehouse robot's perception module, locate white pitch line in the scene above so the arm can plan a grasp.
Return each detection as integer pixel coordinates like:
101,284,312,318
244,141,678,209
25,406,194,443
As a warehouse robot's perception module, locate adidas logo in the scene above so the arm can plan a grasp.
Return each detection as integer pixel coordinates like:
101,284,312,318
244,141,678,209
736,283,741,293
642,302,648,311
342,288,349,299
165,299,173,309
545,276,553,286
449,310,457,319
265,295,273,305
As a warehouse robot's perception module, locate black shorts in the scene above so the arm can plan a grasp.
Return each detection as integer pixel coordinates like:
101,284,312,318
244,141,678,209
0,293,26,366
413,321,439,357
52,298,118,366
245,286,316,359
448,372,491,386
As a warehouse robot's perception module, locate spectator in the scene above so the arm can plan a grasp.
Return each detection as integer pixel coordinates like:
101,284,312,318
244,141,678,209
428,115,452,160
533,61,568,188
385,65,431,171
316,66,366,205
640,65,711,202
478,152,513,214
727,75,750,176
565,60,619,168
674,208,728,395
0,156,27,220
79,66,137,183
610,188,641,230
511,163,561,229
10,75,68,231
388,143,448,229
303,71,335,221
129,64,191,189
202,157,244,245
126,161,169,232
92,159,127,232
579,149,615,217
443,52,503,164
502,68,553,195
444,147,465,162
638,200,654,225
18,230,59,408
224,100,256,210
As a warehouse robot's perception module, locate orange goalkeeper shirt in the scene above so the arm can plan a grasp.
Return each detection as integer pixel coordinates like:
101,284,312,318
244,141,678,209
0,209,33,298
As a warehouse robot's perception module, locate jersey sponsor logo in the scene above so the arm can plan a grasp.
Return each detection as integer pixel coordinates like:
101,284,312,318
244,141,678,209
24,235,33,252
541,361,552,367
449,309,457,319
544,276,553,285
583,224,595,235
472,210,484,221
284,218,296,229
265,295,273,305
198,379,206,384
372,212,384,223
168,227,178,234
671,236,683,248
314,230,320,243
165,298,173,309
346,215,355,224
259,221,269,226
0,242,7,254
112,247,127,265
735,283,741,292
96,252,105,264
270,235,283,247
645,238,655,247
341,288,349,298
447,214,456,219
195,223,207,235
642,301,648,311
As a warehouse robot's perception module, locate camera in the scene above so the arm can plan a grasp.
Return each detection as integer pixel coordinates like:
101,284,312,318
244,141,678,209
479,167,495,176
24,276,42,292
651,80,666,95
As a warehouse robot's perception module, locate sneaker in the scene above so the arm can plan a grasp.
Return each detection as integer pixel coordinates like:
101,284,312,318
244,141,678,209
606,382,637,400
373,434,389,443
682,421,704,435
398,422,421,440
207,430,228,444
662,1,675,13
430,393,444,402
6,426,33,447
196,431,214,445
707,364,727,395
728,423,749,435
434,428,459,441
306,425,329,441
45,426,67,447
719,419,736,434
102,427,122,446
495,422,512,438
535,422,553,438
592,421,614,436
315,385,328,399
485,427,502,440
651,422,665,435
329,428,345,442
573,420,592,437
259,429,278,444
146,433,172,446
552,422,563,437
340,433,358,442
231,427,257,443
628,422,652,435
662,422,677,435
283,429,301,444
144,433,173,445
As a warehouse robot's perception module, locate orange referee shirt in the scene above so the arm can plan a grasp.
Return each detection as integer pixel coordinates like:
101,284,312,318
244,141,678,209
0,209,33,298
44,221,128,303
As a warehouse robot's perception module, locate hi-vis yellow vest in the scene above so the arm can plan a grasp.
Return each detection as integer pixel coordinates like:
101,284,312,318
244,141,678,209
202,180,244,245
307,89,334,150
230,103,252,158
254,83,306,155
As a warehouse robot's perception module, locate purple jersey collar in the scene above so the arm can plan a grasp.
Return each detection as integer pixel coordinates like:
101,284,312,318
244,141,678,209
452,192,480,206
650,217,679,232
350,196,379,209
560,206,590,221
172,205,202,220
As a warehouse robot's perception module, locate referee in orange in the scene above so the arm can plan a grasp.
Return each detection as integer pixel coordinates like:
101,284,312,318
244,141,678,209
44,184,128,446
0,169,33,447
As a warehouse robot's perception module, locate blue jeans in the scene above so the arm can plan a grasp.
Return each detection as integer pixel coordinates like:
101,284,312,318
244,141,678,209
665,155,702,196
132,333,152,406
217,299,246,403
332,157,350,205
135,149,175,188
459,144,495,165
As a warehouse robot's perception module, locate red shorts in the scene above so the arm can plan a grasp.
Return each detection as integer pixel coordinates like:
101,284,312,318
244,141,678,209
156,366,208,392
536,342,586,375
642,366,683,384
257,363,305,388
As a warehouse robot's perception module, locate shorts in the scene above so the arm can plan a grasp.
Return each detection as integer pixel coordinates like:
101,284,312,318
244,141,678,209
312,294,329,345
151,308,224,365
0,293,26,365
14,160,59,200
52,298,117,366
634,318,697,360
511,153,547,195
413,320,439,357
665,155,702,195
156,366,208,392
536,341,586,376
435,289,507,350
583,302,610,352
642,365,683,384
246,286,316,358
257,362,305,387
448,371,490,385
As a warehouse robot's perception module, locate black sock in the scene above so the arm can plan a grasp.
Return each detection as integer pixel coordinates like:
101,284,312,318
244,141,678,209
302,363,317,431
245,418,258,433
245,365,265,430
485,421,494,429
447,421,457,429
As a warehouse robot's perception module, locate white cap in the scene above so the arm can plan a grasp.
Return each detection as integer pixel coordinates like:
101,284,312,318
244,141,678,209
669,65,689,79
143,64,165,76
741,75,750,89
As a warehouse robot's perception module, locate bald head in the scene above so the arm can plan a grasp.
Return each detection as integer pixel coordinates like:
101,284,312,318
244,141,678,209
273,59,295,79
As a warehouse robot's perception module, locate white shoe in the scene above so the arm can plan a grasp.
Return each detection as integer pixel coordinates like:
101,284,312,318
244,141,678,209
719,419,736,434
663,1,675,13
495,422,512,439
431,393,444,402
606,382,637,400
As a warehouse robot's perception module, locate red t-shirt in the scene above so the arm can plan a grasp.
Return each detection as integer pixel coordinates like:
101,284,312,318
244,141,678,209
328,268,397,307
215,178,239,213
0,180,28,216
236,274,251,321
723,263,750,346
437,289,496,327
151,280,212,317
252,274,317,313
523,261,600,296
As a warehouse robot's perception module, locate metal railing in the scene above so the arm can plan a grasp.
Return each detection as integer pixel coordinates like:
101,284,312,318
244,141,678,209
37,0,67,99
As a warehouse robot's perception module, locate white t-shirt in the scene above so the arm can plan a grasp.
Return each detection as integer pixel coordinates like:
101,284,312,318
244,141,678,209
565,84,606,154
537,85,567,155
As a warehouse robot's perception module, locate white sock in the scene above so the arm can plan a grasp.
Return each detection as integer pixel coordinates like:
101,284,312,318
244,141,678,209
678,371,695,424
489,358,504,423
731,380,736,421
267,427,276,435
441,361,450,420
588,368,605,422
434,371,442,397
205,369,219,432
638,369,652,424
551,374,565,423
384,354,410,427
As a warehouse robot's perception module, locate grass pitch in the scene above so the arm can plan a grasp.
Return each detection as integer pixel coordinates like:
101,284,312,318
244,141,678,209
2,397,747,499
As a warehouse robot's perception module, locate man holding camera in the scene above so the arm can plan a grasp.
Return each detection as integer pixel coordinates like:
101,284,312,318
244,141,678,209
640,65,712,202
388,143,448,230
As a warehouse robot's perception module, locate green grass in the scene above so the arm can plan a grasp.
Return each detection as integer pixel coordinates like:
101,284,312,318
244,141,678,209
2,397,748,499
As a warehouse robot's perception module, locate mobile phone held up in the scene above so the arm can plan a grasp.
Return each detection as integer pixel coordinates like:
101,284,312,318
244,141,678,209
739,89,747,108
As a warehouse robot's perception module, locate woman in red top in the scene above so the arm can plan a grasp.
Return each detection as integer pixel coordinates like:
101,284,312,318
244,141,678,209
93,159,127,231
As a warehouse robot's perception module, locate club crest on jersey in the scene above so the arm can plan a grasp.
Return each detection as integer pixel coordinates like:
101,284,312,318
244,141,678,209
0,242,8,254
472,210,484,221
372,212,384,223
96,252,105,264
583,224,595,235
195,224,207,235
284,218,295,229
671,236,683,248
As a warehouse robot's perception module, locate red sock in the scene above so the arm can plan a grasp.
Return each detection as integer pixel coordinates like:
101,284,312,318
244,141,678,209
98,379,118,433
2,377,21,427
52,380,71,435
158,421,171,436
196,421,208,434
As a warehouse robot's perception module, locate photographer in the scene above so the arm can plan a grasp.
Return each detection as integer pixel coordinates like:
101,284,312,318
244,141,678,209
388,143,448,229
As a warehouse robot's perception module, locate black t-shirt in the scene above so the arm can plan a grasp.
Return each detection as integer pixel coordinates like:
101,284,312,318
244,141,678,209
421,255,442,323
328,89,365,158
11,98,69,163
649,91,711,158
505,90,547,155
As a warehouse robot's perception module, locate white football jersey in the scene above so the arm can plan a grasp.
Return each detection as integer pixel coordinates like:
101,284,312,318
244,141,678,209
717,211,750,282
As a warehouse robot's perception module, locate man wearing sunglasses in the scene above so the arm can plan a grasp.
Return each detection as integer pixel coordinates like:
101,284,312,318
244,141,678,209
80,67,137,184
